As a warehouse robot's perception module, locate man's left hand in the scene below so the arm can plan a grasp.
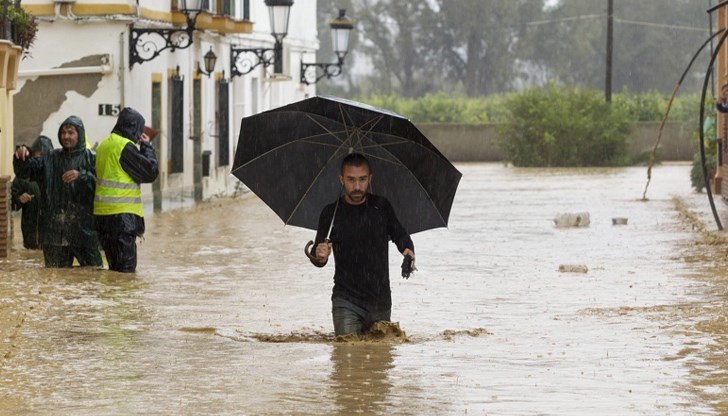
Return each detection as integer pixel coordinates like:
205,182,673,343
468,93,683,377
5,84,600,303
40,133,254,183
401,248,416,279
402,248,415,259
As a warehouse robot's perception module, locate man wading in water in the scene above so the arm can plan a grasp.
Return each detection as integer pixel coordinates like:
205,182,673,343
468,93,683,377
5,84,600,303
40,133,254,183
309,153,415,337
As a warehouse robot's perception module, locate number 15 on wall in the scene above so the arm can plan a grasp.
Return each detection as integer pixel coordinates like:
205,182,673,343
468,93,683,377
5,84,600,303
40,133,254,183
98,104,121,116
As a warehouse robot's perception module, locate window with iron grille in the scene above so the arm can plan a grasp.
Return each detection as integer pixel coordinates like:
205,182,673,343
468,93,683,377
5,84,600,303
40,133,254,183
169,75,184,174
218,80,230,166
151,79,163,212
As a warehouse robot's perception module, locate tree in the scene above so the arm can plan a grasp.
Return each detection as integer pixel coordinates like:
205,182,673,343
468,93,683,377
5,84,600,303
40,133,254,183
317,0,711,98
434,0,545,96
528,0,709,95
351,0,440,97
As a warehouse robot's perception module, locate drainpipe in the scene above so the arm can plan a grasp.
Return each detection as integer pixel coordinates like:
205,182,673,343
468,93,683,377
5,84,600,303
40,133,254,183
119,31,125,108
17,61,112,78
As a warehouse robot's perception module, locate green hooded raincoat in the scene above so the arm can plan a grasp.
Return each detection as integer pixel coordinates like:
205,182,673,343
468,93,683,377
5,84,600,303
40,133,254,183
13,116,102,266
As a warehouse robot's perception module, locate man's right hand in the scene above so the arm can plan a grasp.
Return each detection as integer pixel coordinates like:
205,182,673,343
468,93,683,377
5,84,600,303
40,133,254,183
15,146,29,160
315,240,332,262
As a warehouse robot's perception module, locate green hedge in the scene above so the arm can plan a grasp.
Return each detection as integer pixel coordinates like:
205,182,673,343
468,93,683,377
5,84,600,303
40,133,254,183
357,86,704,167
358,89,700,125
498,84,632,167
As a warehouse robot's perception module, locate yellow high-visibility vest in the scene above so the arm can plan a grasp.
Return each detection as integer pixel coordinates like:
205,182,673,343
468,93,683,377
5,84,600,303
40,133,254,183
94,133,143,217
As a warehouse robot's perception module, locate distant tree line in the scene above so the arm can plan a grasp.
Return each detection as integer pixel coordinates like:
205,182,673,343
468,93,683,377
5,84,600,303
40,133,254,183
316,0,712,99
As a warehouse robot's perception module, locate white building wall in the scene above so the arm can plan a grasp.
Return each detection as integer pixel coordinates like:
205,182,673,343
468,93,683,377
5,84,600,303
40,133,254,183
17,21,127,146
16,0,321,210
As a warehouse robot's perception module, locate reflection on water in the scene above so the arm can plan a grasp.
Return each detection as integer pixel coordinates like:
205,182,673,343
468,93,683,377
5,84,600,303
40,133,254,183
1,162,727,415
329,342,394,415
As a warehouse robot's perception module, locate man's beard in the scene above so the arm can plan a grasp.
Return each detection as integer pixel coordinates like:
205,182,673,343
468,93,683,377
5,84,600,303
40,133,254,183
347,191,366,203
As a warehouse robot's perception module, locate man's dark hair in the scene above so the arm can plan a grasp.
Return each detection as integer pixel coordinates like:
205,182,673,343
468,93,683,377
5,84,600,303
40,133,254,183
341,153,370,174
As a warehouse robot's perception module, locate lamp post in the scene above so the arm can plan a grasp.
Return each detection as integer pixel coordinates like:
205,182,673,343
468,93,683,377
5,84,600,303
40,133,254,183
197,47,218,77
129,0,208,68
300,9,354,85
231,0,294,78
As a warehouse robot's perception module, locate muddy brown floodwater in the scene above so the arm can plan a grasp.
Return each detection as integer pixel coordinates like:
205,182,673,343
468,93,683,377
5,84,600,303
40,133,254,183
1,162,728,415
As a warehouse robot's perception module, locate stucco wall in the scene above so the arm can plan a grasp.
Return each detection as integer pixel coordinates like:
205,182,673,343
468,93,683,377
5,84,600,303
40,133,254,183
418,122,696,162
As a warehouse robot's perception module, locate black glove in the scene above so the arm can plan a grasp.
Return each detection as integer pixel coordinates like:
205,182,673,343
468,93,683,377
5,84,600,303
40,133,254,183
401,254,415,279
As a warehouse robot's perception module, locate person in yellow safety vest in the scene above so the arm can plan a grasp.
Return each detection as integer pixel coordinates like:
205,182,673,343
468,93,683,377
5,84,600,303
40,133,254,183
94,107,158,273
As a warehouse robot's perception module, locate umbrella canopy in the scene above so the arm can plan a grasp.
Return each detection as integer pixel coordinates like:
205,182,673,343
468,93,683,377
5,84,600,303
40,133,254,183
231,95,462,234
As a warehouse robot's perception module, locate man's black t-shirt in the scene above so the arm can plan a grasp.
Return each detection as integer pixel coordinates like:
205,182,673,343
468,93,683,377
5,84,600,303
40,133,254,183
313,194,414,312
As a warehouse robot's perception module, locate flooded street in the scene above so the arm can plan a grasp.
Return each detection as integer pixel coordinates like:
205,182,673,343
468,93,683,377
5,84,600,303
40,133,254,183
2,162,727,415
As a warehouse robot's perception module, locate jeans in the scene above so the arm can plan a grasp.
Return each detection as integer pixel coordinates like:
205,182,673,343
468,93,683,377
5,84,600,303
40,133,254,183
332,297,391,336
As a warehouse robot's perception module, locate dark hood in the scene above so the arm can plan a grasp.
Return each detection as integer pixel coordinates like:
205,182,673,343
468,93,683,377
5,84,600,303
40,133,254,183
30,135,54,154
57,116,87,151
112,107,146,143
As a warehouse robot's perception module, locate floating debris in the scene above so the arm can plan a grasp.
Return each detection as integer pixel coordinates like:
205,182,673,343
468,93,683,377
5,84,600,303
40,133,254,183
612,217,628,225
553,212,590,228
178,327,217,334
442,328,492,341
558,264,589,273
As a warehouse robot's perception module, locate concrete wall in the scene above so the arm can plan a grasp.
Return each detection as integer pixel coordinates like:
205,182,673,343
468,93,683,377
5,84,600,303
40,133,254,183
419,121,696,162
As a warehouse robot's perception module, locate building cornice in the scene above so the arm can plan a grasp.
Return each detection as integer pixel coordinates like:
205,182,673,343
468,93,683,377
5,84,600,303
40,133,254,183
24,4,252,34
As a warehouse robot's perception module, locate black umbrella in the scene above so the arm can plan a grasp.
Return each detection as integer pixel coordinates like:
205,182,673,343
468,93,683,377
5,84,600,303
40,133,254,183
231,95,462,235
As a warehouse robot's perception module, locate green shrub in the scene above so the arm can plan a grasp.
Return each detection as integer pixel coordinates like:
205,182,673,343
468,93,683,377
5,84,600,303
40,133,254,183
0,6,38,59
613,89,666,122
408,93,467,123
359,93,509,124
691,113,717,192
358,89,707,168
362,94,410,117
690,152,715,193
498,83,633,167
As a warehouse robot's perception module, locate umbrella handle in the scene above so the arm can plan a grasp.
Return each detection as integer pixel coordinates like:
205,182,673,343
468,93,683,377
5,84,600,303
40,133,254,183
304,240,318,262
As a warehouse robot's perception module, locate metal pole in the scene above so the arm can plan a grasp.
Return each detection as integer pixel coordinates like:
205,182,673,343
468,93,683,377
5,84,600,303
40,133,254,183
274,40,283,74
605,0,613,103
698,25,728,230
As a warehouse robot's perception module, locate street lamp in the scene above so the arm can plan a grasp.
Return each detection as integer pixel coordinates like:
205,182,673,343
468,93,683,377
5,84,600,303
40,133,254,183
197,47,218,77
129,0,209,68
300,9,354,85
231,0,294,78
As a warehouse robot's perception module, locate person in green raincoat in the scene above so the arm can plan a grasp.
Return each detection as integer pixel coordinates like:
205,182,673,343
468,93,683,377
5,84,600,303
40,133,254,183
13,116,103,267
11,136,54,249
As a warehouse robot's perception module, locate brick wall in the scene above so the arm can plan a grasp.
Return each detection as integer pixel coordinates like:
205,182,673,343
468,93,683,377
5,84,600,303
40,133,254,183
0,176,10,257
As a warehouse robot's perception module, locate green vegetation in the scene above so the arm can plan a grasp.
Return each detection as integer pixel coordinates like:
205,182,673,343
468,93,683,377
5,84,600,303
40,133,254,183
358,88,700,126
357,86,705,167
0,5,39,58
362,93,510,124
691,114,717,193
318,0,707,99
498,84,632,167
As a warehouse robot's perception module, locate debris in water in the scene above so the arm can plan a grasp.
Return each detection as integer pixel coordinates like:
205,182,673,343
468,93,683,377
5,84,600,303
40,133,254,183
365,321,407,339
553,212,590,228
612,217,628,225
178,327,217,334
442,328,492,341
247,331,332,343
558,264,589,273
335,321,410,343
